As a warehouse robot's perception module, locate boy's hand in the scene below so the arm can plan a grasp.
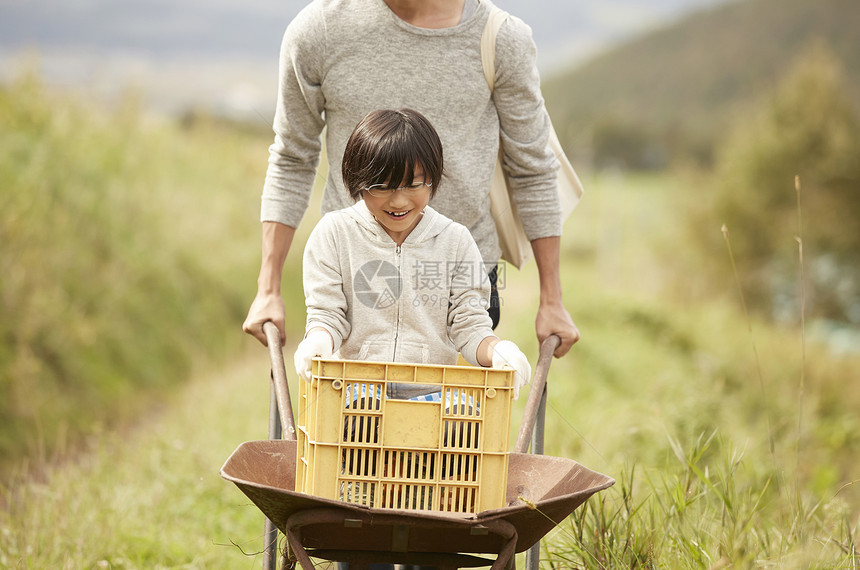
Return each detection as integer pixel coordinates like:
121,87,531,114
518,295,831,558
492,340,532,400
294,329,334,382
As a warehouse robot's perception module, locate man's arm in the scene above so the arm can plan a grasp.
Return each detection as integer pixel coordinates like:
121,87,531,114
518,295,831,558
531,236,580,358
242,221,296,346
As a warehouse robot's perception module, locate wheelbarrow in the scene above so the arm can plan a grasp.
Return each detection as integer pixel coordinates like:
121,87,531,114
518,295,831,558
221,323,614,569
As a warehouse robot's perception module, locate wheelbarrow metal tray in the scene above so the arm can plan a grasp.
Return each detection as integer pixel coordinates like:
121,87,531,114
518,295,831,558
221,439,614,554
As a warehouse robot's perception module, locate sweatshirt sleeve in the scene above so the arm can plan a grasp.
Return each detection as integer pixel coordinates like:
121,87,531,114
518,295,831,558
493,16,562,241
261,3,328,228
303,215,350,352
447,227,496,365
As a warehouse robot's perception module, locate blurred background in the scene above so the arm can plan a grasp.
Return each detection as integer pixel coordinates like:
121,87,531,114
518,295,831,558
1,0,859,568
1,0,727,118
0,0,728,120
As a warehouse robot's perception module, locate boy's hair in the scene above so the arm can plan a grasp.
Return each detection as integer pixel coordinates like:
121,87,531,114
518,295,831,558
342,108,444,201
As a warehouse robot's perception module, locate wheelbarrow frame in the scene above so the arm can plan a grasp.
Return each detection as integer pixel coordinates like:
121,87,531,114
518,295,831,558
249,322,599,569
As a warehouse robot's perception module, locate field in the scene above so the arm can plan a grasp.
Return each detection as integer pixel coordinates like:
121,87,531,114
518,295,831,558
1,82,859,568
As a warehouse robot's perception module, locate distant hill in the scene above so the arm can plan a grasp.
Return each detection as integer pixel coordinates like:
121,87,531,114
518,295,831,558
542,0,860,170
0,0,730,119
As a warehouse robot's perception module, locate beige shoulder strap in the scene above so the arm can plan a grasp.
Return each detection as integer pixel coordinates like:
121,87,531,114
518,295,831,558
480,4,509,93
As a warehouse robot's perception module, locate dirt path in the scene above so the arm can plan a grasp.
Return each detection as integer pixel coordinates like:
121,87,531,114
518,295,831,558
0,343,307,569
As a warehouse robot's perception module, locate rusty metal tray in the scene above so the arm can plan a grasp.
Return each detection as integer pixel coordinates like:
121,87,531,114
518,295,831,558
222,439,613,568
222,326,614,569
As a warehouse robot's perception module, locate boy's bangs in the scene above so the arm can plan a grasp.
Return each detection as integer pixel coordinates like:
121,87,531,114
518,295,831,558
343,108,441,199
369,137,419,189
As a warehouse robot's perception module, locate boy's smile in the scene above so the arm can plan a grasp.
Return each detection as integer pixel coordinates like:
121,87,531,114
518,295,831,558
363,166,432,245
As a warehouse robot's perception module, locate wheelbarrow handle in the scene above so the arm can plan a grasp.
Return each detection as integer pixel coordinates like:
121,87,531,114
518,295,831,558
514,333,560,454
263,320,296,441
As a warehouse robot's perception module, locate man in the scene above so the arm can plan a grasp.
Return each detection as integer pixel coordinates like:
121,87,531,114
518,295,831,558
243,0,580,359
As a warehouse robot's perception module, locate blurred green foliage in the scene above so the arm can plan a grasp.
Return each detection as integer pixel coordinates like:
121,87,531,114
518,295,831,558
687,44,860,326
528,167,860,567
0,73,275,475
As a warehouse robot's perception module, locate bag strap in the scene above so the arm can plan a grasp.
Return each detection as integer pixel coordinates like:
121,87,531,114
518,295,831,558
480,4,508,94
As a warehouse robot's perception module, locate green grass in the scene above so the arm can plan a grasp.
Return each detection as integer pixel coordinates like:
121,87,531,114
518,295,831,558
1,82,858,567
0,351,273,569
504,172,860,567
0,72,269,475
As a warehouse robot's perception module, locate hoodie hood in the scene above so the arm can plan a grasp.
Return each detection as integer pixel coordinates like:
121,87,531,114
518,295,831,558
345,200,453,246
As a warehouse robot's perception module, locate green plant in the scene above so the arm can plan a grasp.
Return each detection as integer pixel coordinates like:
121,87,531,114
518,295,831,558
689,43,860,326
0,72,265,476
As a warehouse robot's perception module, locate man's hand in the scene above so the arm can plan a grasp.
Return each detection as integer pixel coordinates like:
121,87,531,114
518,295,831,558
530,236,580,358
536,300,580,358
243,291,286,346
243,221,296,347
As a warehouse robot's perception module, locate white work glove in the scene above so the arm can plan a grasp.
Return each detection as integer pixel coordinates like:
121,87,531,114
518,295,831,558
492,340,532,400
294,329,333,382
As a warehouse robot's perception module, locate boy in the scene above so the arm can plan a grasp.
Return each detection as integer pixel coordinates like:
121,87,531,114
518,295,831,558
295,109,530,398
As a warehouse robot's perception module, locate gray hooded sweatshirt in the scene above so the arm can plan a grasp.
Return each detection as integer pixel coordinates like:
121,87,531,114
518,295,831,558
262,0,561,264
303,201,495,368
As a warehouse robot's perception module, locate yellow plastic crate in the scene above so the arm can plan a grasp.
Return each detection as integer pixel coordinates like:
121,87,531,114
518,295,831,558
295,359,514,514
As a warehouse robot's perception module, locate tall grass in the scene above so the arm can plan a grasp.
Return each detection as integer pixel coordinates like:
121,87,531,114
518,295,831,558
0,72,277,476
546,434,857,568
517,172,860,568
0,350,274,569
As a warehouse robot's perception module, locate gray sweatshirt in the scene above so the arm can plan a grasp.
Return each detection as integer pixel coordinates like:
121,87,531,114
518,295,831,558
303,201,496,367
262,0,561,263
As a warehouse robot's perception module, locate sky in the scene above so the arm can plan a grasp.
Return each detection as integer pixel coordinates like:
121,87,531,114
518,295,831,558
0,0,727,119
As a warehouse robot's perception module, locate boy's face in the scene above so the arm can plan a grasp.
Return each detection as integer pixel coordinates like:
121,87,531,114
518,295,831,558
363,165,432,245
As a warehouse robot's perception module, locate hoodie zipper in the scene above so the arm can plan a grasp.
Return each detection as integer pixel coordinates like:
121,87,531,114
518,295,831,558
392,245,402,361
